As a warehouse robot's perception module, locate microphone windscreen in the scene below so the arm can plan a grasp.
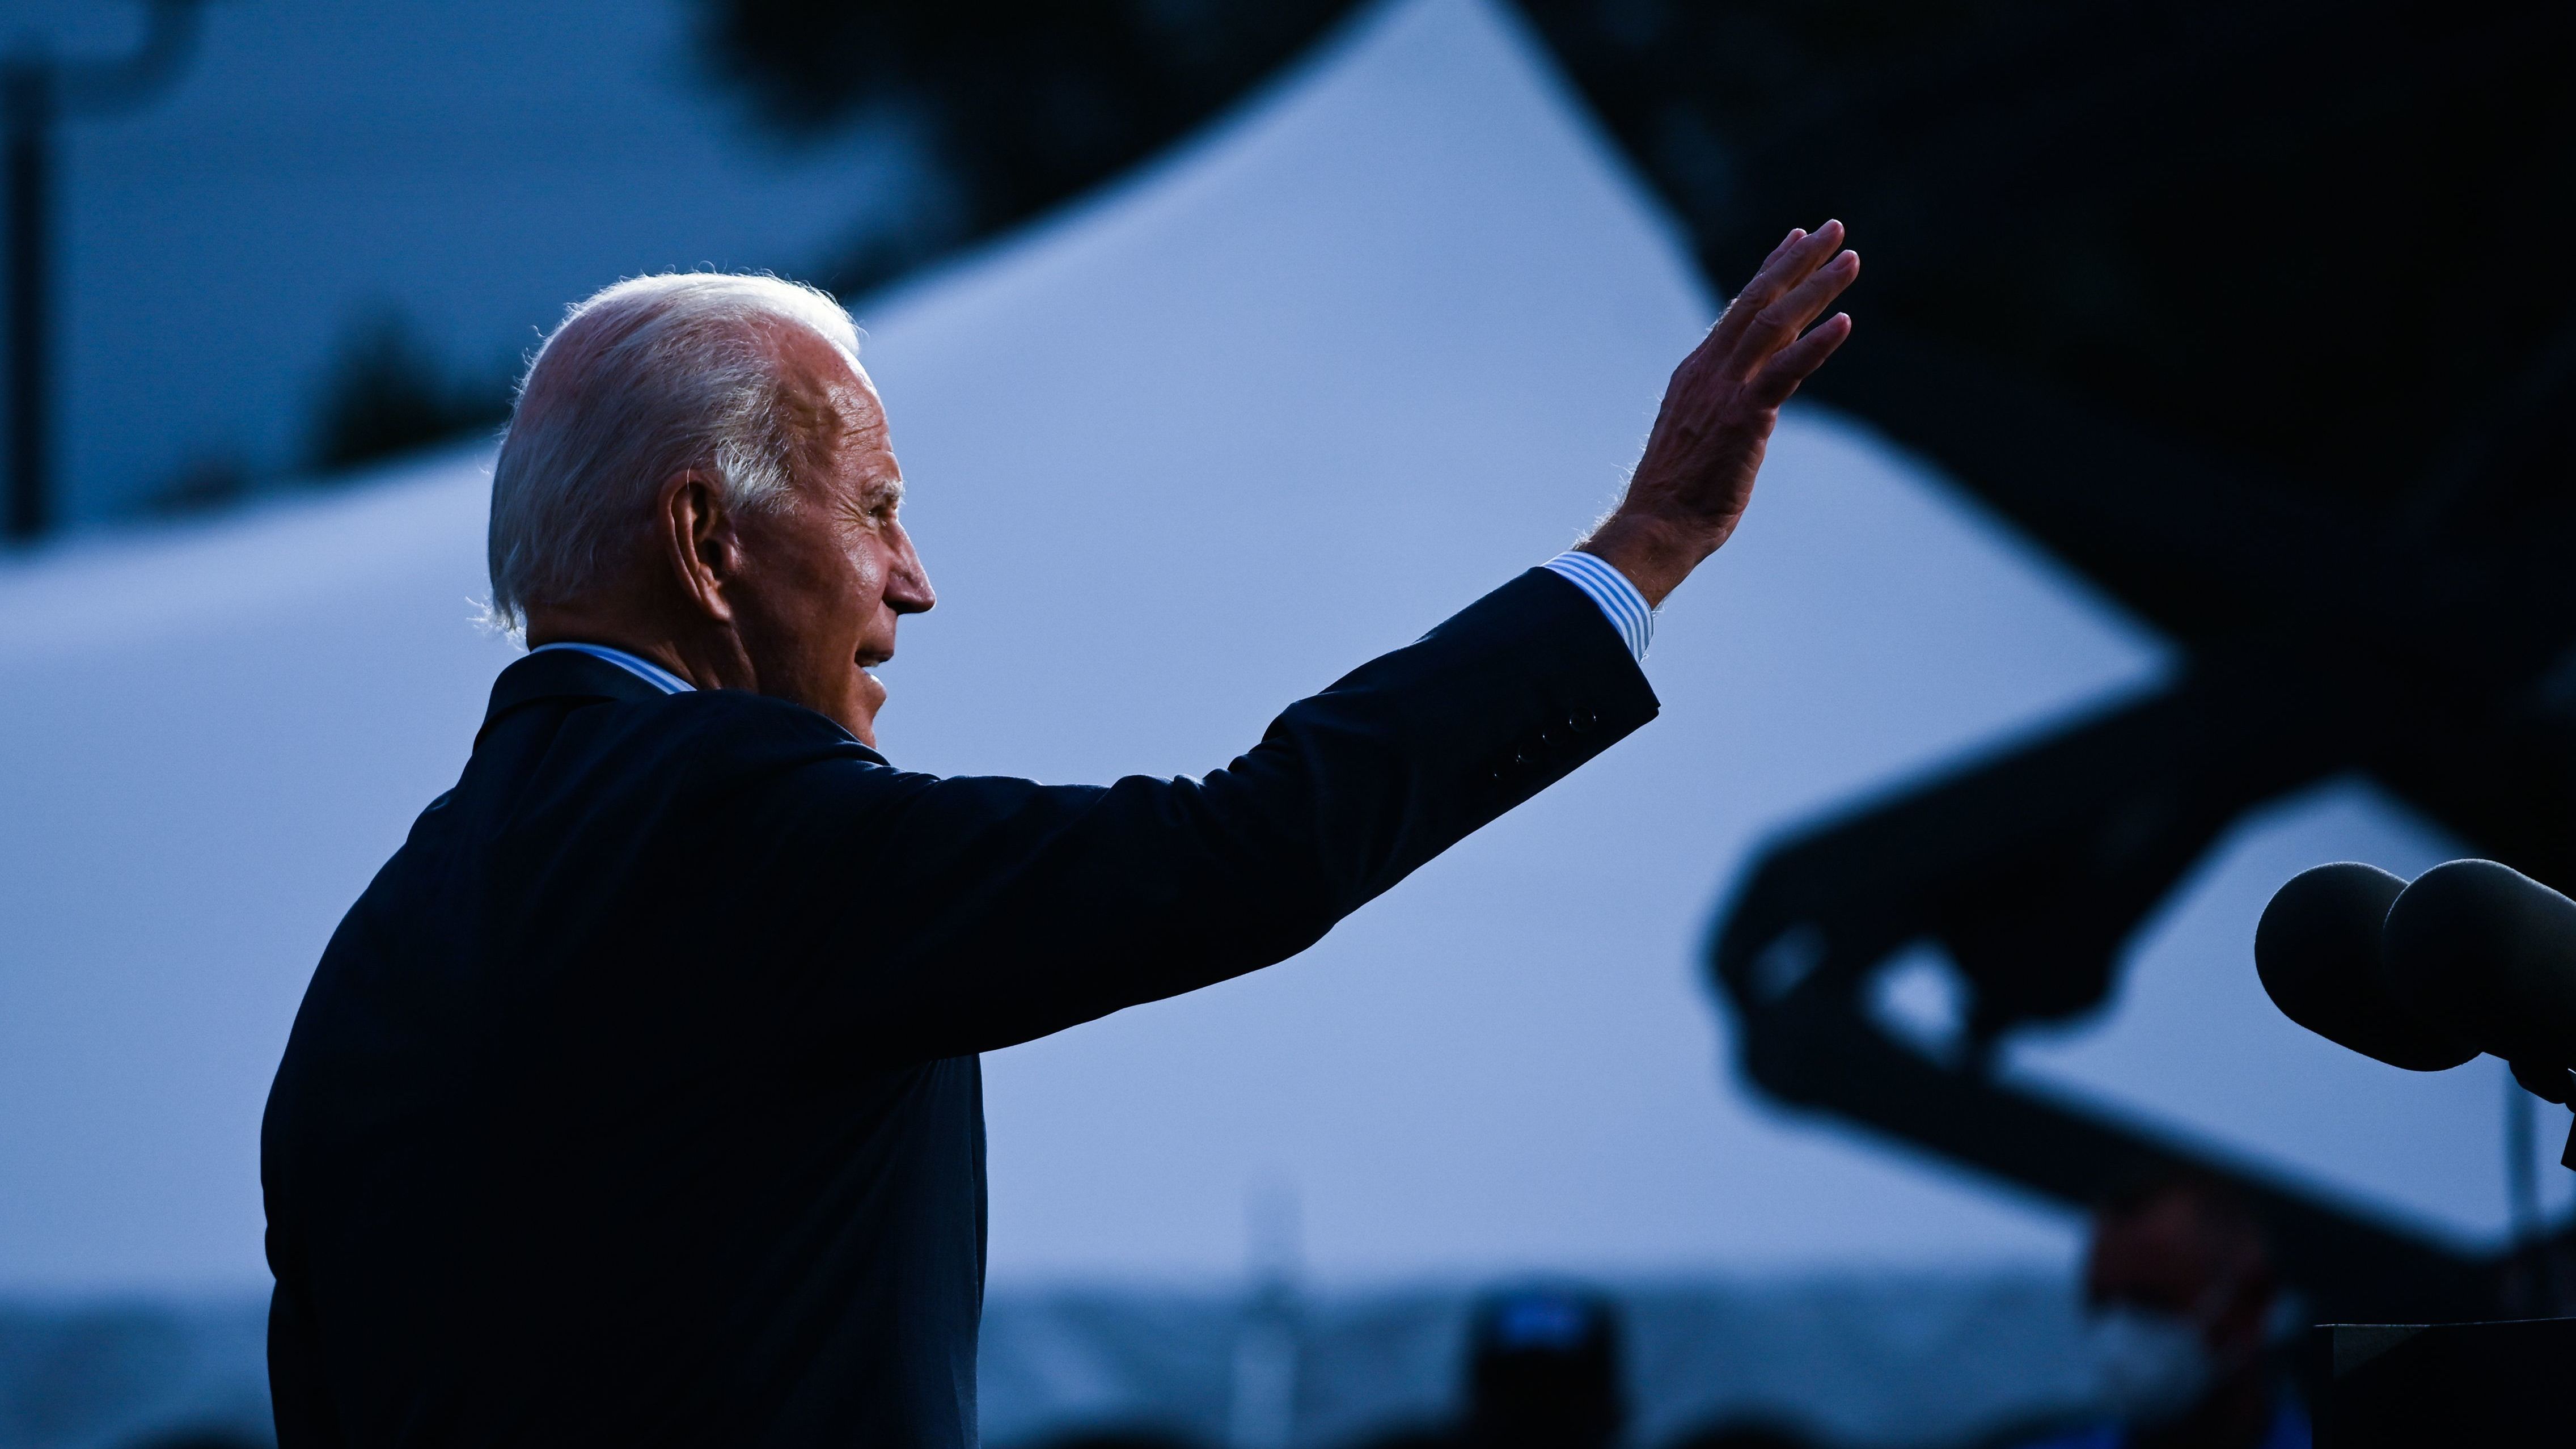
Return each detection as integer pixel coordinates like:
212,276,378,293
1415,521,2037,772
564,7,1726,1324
2385,859,2576,1071
2256,863,2477,1071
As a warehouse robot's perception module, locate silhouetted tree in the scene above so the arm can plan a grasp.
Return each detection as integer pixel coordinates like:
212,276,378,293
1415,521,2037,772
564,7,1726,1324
306,306,509,475
691,1,1360,292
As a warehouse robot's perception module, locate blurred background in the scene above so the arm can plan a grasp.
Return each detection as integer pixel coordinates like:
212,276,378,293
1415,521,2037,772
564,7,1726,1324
1,1,2570,1446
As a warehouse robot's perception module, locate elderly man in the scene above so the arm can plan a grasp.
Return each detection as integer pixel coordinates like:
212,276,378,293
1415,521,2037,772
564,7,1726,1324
262,223,1858,1447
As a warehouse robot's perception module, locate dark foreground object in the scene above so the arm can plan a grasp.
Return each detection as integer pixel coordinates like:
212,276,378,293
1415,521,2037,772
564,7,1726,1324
2311,1317,2576,1447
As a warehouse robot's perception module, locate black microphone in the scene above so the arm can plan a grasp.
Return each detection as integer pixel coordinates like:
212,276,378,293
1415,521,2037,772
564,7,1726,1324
2383,859,2576,1084
2255,863,2478,1072
2261,858,2576,1168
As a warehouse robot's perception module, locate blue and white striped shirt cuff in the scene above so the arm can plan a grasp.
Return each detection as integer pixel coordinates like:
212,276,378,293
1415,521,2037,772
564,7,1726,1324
1542,550,1653,661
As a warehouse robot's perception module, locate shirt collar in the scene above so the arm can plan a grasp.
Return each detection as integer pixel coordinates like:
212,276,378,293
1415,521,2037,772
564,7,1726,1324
527,641,696,695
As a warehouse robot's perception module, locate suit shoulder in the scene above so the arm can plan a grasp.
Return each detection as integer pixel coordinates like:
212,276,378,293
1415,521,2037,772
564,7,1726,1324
636,688,892,774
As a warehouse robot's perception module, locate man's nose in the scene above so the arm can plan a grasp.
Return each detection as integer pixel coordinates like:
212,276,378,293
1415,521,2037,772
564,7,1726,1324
886,527,936,615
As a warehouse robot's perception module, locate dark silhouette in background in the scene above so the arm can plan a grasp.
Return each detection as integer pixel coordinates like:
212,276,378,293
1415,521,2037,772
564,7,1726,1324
2,0,207,543
1460,1289,1625,1449
2011,1175,2307,1449
1681,0,2576,1310
688,0,2576,1319
303,307,512,478
690,0,1359,295
1637,0,2576,1326
1527,0,2575,1324
1352,1287,1626,1449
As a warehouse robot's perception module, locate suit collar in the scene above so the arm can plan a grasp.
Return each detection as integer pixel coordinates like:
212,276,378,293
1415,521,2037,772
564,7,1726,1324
481,648,675,742
477,647,894,764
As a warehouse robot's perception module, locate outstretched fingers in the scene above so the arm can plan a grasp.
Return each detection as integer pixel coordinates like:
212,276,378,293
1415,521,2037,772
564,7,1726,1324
1728,247,1859,377
1758,226,1808,273
1748,311,1853,409
1704,221,1847,363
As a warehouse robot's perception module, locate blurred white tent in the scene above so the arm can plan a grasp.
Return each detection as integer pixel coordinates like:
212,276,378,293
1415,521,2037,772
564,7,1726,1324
0,0,2544,1304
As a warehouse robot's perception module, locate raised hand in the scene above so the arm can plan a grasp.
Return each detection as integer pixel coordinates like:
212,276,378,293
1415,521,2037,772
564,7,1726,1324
1581,221,1858,606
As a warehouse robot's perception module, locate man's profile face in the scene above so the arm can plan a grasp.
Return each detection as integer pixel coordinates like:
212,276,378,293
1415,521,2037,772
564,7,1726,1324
729,327,935,746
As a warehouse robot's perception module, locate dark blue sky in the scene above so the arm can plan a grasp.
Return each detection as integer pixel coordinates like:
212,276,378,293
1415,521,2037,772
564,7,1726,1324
10,0,920,524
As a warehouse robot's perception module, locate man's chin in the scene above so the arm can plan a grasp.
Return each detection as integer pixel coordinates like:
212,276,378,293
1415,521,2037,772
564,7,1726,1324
845,670,889,747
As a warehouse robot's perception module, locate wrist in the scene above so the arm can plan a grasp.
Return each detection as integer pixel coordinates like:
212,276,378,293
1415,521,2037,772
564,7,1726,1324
1577,510,1718,608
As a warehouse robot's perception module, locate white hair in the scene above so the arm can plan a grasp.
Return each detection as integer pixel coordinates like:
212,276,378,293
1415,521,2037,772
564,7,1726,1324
484,272,864,636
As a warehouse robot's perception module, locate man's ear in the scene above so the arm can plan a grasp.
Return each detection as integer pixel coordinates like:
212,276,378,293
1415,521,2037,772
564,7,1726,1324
659,471,739,624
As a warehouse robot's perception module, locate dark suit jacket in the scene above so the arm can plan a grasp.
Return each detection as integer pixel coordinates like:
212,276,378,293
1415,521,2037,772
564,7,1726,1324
261,567,1657,1447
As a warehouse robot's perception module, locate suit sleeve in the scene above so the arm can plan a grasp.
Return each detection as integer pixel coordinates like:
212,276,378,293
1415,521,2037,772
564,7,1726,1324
774,568,1660,1059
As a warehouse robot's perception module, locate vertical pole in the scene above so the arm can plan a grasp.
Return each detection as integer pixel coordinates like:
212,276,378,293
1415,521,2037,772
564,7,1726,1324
1228,1180,1301,1449
4,60,51,544
2505,1070,2539,1312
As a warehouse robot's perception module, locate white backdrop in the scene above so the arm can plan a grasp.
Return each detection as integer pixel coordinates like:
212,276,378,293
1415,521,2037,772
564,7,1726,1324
0,0,2540,1292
